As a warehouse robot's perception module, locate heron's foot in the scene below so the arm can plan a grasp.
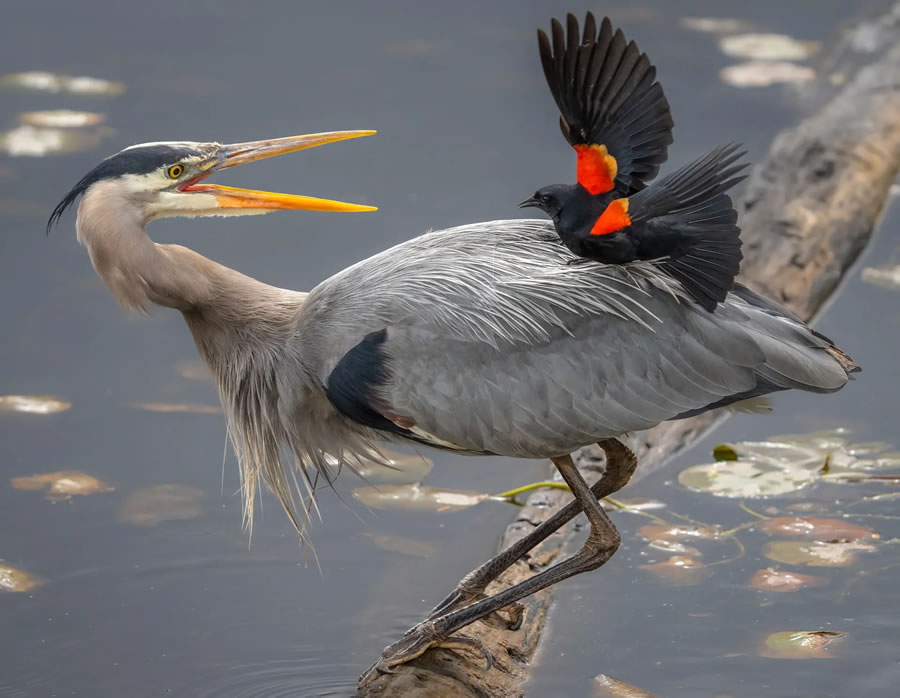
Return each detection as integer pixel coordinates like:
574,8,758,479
427,589,524,630
358,621,493,687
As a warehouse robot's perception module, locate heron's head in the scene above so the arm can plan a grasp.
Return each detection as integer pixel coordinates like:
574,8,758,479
47,130,376,232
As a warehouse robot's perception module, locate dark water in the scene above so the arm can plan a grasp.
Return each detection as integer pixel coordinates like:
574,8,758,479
1,1,897,696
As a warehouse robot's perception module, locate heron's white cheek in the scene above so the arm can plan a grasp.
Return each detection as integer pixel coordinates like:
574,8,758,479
146,191,271,220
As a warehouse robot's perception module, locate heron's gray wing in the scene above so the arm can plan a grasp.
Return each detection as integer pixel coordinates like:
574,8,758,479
313,221,849,459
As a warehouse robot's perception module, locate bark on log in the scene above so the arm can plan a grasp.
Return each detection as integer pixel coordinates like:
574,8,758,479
361,9,900,696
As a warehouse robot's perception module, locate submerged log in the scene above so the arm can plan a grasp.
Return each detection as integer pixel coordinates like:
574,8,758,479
361,8,900,696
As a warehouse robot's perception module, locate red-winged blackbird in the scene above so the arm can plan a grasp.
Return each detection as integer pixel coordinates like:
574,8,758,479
520,13,747,312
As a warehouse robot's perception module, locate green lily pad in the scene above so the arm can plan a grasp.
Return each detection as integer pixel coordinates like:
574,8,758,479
760,630,846,659
763,540,877,567
681,429,898,497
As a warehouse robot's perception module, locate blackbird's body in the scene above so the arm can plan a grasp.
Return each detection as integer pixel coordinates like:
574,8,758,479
541,183,700,264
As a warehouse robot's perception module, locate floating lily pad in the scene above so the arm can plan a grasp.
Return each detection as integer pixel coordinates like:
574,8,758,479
19,110,105,128
681,429,897,497
348,449,434,483
759,517,874,541
1,124,113,157
759,630,846,659
637,523,719,542
0,71,125,95
119,484,206,527
352,483,488,512
0,564,42,592
11,470,113,501
763,540,877,567
721,61,815,87
609,497,667,512
364,532,437,558
681,17,754,34
646,540,701,556
719,33,819,60
594,673,657,697
679,459,819,497
638,556,708,587
749,567,828,592
0,395,70,414
861,265,900,291
127,402,220,415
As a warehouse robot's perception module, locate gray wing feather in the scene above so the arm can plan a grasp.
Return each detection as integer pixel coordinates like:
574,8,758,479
301,220,850,459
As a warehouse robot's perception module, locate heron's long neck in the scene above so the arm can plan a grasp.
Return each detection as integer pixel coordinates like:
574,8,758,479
76,187,304,321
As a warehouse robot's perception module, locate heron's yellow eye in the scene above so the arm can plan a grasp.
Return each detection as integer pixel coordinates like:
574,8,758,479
167,164,185,179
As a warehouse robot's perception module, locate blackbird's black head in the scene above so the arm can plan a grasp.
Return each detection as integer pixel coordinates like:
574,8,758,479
519,184,575,220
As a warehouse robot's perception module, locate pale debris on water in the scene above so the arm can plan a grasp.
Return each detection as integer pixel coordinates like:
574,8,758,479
352,482,488,512
681,17,754,35
1,124,112,157
19,110,105,128
749,567,827,593
861,264,900,291
721,61,815,87
0,395,71,414
10,470,114,501
0,563,43,592
118,484,206,527
0,71,125,96
719,33,819,61
594,673,657,698
759,630,846,659
763,539,877,567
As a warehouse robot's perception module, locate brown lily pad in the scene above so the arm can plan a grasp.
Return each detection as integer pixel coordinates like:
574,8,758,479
749,567,828,593
11,470,113,501
0,564,43,592
759,630,846,659
638,556,709,587
637,523,719,542
119,484,206,527
759,517,875,541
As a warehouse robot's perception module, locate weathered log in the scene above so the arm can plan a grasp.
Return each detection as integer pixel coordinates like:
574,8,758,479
361,9,900,696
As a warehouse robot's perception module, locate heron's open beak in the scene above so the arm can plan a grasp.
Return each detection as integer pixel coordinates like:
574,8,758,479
183,130,377,212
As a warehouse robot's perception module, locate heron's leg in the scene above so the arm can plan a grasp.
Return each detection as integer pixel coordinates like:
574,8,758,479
427,439,635,623
360,441,637,686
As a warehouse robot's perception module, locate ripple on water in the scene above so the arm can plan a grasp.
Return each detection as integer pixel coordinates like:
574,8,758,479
196,655,360,698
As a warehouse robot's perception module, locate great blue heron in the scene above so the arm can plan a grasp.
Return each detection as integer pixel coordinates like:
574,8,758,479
47,15,858,688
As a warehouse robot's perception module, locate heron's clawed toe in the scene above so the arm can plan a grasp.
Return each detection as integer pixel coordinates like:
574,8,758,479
358,621,494,688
